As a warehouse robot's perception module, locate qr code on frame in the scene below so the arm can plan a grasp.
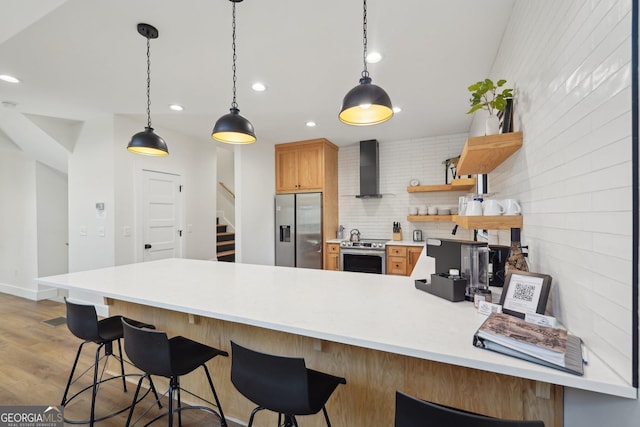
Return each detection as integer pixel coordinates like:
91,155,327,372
513,282,535,302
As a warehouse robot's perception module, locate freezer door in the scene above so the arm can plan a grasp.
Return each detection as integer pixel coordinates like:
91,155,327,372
295,192,322,269
275,194,295,267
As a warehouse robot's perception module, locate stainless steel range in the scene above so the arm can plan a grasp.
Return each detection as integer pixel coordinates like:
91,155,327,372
340,239,387,274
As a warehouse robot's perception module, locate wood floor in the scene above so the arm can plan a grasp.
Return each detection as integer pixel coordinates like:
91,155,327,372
0,293,242,427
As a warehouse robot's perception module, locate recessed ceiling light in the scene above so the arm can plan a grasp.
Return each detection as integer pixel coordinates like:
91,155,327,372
0,74,20,83
252,82,266,92
366,52,382,64
169,104,184,111
393,106,402,113
306,121,316,127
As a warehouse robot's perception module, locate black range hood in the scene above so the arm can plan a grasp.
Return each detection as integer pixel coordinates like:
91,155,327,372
356,139,382,198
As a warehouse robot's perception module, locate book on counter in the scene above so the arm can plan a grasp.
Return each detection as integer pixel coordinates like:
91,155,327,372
473,312,584,376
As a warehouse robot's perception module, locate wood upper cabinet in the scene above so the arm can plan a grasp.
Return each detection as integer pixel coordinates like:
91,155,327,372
276,139,330,193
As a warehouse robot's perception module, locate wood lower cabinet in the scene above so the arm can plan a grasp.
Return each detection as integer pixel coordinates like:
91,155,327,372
326,243,340,271
387,245,423,276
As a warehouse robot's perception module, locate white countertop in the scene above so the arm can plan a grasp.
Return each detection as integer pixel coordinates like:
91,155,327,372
385,240,425,247
326,239,425,247
36,258,635,398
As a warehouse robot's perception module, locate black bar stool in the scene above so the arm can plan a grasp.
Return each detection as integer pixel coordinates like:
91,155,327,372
230,341,346,427
394,391,545,427
61,298,159,426
121,319,228,427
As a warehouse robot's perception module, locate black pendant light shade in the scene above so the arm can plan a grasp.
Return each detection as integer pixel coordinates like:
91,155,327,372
339,76,393,126
128,127,169,156
127,23,168,156
339,0,393,126
212,107,256,144
212,0,256,144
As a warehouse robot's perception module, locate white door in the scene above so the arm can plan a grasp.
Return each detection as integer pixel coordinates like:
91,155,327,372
141,170,182,262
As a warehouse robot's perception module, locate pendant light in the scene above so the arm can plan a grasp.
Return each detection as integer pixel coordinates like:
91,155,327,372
339,0,393,126
127,23,169,156
212,0,256,144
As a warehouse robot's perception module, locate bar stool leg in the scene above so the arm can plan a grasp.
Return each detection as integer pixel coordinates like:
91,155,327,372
61,341,86,405
117,338,128,392
203,364,227,427
90,343,106,427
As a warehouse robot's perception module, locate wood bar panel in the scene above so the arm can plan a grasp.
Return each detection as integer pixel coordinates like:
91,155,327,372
110,299,561,427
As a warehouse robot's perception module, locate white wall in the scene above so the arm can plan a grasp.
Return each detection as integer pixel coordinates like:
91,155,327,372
35,162,68,277
338,134,475,242
484,0,638,425
235,139,275,265
0,147,38,299
68,115,116,273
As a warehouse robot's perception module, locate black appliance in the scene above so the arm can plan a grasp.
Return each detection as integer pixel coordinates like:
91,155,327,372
425,238,487,274
489,245,510,287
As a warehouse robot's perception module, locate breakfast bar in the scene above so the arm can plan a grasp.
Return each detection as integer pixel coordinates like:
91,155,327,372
36,258,636,427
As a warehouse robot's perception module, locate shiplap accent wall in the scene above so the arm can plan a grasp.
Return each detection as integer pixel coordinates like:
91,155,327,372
485,0,634,382
338,134,475,242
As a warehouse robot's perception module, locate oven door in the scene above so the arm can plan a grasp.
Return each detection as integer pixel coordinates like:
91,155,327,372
340,248,386,274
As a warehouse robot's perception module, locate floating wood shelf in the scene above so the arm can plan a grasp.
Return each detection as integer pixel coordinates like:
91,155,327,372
456,132,523,175
407,178,476,193
407,215,454,222
453,214,523,230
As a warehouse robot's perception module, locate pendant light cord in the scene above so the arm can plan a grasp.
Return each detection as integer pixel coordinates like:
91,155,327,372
146,36,152,128
361,0,369,79
231,1,238,110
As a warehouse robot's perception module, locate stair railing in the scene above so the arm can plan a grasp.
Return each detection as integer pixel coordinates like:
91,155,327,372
218,181,235,199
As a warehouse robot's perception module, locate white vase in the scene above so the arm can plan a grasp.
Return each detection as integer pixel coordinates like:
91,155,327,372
485,114,500,135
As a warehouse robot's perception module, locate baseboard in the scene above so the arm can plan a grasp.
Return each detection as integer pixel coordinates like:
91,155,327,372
0,282,59,301
0,283,110,316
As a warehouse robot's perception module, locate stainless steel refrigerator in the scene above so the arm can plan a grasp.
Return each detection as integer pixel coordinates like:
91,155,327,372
275,192,322,269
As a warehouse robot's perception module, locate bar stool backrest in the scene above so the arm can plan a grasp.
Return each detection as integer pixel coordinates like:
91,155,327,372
122,319,173,378
65,298,100,342
230,341,309,414
395,391,545,427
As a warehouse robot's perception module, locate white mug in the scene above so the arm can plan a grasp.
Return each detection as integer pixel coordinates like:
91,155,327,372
418,205,428,215
482,199,504,216
408,206,418,215
466,200,483,216
427,206,438,215
503,199,521,215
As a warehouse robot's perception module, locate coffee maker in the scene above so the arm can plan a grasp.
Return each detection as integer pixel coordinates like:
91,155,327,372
488,245,510,287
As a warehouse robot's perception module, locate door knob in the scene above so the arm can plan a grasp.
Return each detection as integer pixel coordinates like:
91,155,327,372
144,244,152,249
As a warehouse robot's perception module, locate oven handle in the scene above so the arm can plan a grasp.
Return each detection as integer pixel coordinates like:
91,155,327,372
340,248,386,257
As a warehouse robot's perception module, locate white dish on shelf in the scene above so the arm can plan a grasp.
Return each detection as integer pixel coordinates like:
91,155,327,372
409,179,420,187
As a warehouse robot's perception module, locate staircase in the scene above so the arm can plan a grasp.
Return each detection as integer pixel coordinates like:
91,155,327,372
216,219,235,262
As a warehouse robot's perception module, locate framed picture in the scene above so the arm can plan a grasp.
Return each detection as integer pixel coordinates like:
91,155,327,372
497,98,514,133
498,270,552,318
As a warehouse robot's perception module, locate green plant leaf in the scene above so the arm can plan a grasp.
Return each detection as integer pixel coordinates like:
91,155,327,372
467,104,484,114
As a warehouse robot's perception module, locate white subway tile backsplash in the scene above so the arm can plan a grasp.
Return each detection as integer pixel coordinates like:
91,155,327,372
338,135,472,241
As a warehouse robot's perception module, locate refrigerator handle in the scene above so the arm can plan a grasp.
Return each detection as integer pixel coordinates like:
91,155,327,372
280,225,291,242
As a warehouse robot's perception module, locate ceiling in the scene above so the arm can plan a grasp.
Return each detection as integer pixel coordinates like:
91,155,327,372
0,0,515,152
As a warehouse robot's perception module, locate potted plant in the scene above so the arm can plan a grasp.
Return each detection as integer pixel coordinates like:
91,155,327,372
466,78,513,135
